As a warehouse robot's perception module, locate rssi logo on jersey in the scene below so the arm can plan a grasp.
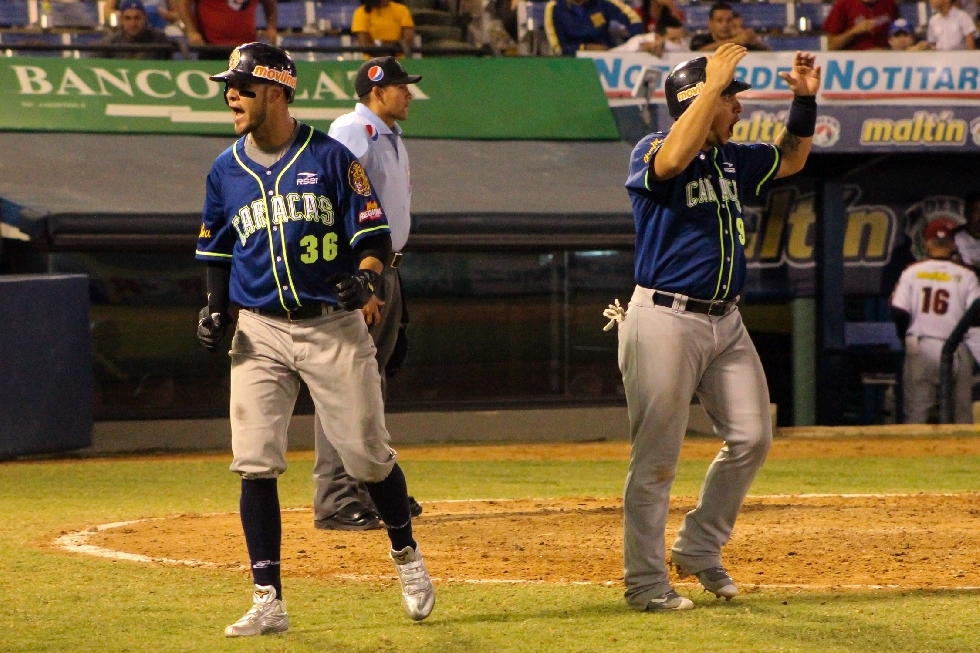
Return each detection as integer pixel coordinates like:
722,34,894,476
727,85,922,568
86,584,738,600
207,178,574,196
297,172,319,185
369,66,384,82
723,163,736,174
358,200,384,223
366,125,379,142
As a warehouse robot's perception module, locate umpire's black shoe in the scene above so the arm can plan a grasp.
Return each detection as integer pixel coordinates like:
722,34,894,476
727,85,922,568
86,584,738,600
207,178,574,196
409,496,423,519
315,503,383,531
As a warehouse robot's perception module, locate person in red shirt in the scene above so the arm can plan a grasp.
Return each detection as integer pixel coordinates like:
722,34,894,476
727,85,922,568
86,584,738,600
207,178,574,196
823,0,899,50
176,0,278,57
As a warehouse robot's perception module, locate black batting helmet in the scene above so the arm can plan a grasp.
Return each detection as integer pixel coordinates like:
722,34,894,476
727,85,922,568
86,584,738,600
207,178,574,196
210,42,298,103
664,57,751,120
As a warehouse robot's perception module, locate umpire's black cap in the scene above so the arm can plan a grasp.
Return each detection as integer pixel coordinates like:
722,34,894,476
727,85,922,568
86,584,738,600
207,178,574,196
210,42,298,103
664,57,751,120
355,57,422,98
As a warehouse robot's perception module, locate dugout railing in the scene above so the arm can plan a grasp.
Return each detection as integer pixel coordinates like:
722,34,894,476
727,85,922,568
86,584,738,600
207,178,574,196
938,298,980,424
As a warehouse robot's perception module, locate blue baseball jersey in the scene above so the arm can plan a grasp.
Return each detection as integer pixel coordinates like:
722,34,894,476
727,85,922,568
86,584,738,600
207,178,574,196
195,123,390,311
625,132,781,300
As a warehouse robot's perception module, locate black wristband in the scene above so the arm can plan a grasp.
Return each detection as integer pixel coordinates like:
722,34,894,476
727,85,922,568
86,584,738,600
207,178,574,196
206,262,231,314
786,94,817,138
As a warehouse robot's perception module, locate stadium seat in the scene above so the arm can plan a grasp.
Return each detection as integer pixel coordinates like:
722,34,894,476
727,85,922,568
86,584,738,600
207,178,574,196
314,1,360,31
0,1,31,28
735,3,789,31
257,0,313,30
0,30,66,56
687,2,788,32
46,1,100,28
412,8,456,26
279,33,348,59
762,34,821,51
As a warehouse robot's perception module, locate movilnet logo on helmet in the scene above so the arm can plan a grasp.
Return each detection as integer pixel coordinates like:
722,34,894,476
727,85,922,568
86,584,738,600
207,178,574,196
368,66,384,82
676,81,704,104
253,65,297,89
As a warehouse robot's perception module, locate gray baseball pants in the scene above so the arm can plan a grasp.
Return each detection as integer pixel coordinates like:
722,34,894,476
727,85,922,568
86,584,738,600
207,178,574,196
229,307,397,483
903,336,973,424
618,285,772,607
313,267,403,520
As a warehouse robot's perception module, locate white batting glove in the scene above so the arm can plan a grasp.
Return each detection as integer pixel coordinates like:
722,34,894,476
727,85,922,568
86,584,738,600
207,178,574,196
602,299,626,331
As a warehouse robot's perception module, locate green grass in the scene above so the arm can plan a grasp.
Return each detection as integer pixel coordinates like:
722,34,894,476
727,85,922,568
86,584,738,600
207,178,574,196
3,451,980,652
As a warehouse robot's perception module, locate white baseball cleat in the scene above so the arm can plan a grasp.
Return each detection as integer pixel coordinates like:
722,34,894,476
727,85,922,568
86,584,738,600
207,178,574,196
224,585,289,637
694,567,739,600
390,545,436,621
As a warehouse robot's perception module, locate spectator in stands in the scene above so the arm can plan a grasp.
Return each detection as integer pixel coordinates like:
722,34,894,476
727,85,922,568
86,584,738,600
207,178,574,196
351,0,416,55
107,0,182,36
545,0,644,55
926,0,978,49
612,12,687,54
689,2,770,52
953,193,980,271
639,0,684,33
823,0,898,50
887,17,929,49
176,0,277,59
96,0,172,59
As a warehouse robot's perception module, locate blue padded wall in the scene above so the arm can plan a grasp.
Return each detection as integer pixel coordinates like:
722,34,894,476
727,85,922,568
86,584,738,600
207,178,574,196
0,274,93,458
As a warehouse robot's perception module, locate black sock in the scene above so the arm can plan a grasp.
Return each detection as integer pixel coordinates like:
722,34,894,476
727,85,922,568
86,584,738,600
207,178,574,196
240,477,282,599
365,463,417,552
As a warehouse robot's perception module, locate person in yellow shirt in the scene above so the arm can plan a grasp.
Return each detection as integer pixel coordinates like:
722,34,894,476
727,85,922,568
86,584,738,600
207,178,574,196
352,0,416,54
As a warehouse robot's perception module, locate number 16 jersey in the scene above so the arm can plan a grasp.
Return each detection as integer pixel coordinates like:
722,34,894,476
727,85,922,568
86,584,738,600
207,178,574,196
891,258,980,339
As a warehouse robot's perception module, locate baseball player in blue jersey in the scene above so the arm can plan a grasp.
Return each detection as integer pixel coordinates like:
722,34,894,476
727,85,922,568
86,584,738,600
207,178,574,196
616,44,820,611
194,42,434,636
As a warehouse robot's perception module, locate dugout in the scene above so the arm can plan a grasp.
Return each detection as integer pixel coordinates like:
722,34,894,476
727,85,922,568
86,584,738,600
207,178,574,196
5,131,975,429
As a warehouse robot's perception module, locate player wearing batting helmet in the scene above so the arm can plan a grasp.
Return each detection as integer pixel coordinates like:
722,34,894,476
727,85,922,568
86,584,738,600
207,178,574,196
195,42,434,637
614,45,821,611
891,222,980,424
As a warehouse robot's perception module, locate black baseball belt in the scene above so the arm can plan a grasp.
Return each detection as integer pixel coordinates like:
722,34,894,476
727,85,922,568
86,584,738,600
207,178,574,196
245,302,339,321
652,290,739,317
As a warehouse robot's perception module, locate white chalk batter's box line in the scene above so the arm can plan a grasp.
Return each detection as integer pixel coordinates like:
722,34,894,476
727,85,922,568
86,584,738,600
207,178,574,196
53,493,980,590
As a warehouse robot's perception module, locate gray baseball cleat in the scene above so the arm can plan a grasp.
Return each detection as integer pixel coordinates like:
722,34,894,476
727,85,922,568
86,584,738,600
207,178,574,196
640,589,695,612
390,545,436,621
224,585,289,637
694,567,739,599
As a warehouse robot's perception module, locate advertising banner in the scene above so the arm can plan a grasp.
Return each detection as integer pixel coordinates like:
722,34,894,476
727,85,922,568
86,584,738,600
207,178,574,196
743,162,976,297
582,51,980,152
0,57,619,140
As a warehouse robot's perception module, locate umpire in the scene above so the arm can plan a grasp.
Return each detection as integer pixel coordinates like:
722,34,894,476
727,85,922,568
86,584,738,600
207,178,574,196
313,57,422,531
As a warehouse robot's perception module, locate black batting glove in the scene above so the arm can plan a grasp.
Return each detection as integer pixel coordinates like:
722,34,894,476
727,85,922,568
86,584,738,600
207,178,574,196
197,306,229,352
331,269,382,311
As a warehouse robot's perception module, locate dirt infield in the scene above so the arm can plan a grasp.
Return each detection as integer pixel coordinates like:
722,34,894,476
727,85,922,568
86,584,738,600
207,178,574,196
61,438,980,590
86,492,980,590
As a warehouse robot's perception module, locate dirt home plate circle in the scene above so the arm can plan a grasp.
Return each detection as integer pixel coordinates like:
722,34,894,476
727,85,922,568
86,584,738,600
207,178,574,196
66,493,980,590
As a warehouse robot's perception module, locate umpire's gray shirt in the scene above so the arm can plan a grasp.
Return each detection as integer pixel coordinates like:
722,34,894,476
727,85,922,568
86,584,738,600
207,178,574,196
328,103,411,252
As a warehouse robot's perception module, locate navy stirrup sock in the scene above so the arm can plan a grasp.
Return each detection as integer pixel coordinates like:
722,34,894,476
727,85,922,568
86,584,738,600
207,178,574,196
365,463,417,552
240,477,283,599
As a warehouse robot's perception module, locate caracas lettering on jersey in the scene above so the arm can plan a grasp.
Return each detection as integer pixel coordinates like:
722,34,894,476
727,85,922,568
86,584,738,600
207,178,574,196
685,177,742,211
231,192,335,245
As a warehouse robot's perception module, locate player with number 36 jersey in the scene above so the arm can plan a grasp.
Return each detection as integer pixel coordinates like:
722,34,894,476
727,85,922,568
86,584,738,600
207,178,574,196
196,125,389,311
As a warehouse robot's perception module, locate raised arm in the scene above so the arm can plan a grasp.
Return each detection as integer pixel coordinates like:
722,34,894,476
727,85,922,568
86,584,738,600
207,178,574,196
653,43,746,180
774,51,821,179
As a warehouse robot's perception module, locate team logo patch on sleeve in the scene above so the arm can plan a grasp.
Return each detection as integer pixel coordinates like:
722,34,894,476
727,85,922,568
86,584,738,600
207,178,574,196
642,138,663,163
366,124,379,141
199,224,212,238
358,200,384,223
348,161,372,196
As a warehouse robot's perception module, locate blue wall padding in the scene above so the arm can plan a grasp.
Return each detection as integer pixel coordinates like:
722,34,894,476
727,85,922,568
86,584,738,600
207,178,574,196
0,274,93,457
